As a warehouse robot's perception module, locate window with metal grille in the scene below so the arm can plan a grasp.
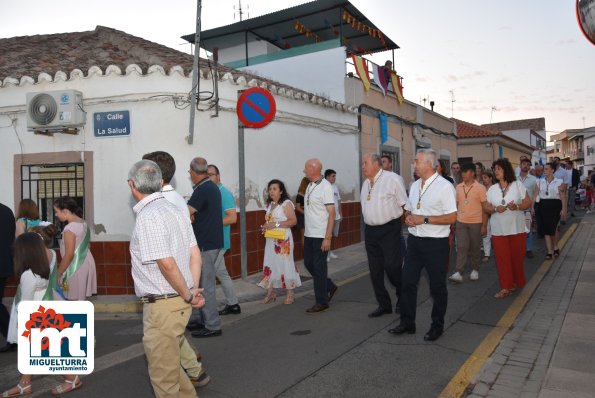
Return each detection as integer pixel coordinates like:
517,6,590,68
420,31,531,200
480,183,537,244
21,163,85,226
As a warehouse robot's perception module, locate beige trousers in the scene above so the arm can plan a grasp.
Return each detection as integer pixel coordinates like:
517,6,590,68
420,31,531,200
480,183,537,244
143,297,197,398
180,336,202,378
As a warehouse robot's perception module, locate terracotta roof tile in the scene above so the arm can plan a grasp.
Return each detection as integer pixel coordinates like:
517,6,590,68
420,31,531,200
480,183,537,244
455,119,500,138
482,118,545,132
0,26,196,80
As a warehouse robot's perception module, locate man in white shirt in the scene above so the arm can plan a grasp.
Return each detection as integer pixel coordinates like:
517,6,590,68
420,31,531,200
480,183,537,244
303,158,337,313
324,169,341,261
388,149,457,342
518,158,537,259
128,160,204,398
361,154,408,318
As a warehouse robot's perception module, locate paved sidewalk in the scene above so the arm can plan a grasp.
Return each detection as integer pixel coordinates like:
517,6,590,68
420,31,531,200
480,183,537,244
467,212,595,398
27,241,371,314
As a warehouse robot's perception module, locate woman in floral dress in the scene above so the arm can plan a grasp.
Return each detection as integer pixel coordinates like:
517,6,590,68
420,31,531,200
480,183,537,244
258,179,301,305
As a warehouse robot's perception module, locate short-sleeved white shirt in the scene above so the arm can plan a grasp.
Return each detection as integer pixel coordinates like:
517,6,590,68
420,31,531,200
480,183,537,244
537,177,564,200
361,169,408,226
161,184,190,221
332,183,342,220
554,167,570,186
405,172,457,238
304,178,335,238
518,174,537,200
486,181,527,236
130,192,197,297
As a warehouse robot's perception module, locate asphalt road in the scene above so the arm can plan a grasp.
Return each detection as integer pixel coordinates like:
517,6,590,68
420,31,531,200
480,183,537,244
0,220,578,398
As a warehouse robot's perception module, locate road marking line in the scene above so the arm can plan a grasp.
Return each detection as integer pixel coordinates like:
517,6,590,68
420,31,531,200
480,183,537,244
439,223,578,398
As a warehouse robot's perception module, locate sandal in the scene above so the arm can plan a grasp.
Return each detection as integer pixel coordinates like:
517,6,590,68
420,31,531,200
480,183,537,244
262,290,277,304
553,249,560,257
545,253,553,260
494,289,512,299
2,383,32,397
284,291,295,305
51,376,82,396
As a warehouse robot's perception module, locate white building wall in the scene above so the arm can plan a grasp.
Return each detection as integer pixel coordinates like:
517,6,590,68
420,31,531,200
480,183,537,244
0,67,358,241
217,40,282,65
584,135,595,176
239,46,347,103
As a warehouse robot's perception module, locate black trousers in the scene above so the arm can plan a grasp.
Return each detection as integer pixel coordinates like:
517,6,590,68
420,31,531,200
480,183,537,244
364,219,403,310
303,237,336,306
400,235,449,331
0,277,9,337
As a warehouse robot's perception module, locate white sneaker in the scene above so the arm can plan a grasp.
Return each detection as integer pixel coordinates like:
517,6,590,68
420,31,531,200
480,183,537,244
329,252,338,259
470,270,479,281
449,272,463,283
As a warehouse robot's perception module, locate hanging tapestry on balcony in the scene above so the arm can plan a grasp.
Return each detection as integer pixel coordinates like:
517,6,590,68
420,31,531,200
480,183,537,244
389,71,404,105
352,55,370,91
371,63,389,96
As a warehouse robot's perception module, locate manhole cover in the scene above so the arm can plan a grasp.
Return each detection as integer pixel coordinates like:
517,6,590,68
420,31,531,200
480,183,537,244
290,330,312,336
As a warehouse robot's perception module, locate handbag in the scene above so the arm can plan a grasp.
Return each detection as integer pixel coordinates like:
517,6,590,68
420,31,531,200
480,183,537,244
264,229,286,240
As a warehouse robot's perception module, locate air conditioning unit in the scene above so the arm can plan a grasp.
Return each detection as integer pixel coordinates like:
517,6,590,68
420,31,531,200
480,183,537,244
26,90,86,130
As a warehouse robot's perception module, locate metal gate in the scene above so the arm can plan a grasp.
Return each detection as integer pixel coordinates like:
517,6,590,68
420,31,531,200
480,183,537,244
20,163,85,225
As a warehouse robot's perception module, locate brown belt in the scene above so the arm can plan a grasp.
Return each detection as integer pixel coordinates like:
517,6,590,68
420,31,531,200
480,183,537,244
140,293,179,304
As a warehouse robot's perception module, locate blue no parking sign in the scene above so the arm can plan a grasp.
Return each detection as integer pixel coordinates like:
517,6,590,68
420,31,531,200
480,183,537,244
236,88,276,128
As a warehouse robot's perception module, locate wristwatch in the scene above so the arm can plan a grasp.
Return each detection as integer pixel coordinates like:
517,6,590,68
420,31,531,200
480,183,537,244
423,217,429,224
184,291,194,304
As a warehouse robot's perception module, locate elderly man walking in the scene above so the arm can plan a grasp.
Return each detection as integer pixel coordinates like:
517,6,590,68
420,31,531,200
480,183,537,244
142,151,210,387
127,160,204,398
361,154,408,318
389,149,457,342
303,158,338,313
187,157,224,338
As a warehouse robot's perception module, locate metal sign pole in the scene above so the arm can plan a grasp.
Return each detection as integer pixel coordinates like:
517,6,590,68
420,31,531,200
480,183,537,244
238,117,248,280
235,87,276,280
187,0,202,145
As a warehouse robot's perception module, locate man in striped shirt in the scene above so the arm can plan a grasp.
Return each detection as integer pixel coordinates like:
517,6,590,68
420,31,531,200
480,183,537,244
361,154,408,318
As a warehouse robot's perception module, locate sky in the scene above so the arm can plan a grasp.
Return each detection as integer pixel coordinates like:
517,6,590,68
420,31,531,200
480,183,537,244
1,0,593,138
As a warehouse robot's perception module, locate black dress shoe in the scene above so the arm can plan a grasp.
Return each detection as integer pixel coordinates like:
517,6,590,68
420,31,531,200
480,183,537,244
0,343,17,353
306,303,329,314
424,328,443,342
328,285,338,302
368,307,392,318
186,320,205,331
191,328,222,338
218,304,241,315
388,324,416,335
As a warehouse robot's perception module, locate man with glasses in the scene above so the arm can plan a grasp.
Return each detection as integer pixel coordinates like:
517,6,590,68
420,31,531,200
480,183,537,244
206,164,241,316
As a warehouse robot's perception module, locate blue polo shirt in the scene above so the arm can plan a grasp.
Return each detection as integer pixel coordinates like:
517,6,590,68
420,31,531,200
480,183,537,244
219,184,235,250
187,177,223,251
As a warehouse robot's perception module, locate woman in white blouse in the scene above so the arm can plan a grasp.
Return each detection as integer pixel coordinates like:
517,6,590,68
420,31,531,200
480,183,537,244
535,162,567,259
482,158,532,298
